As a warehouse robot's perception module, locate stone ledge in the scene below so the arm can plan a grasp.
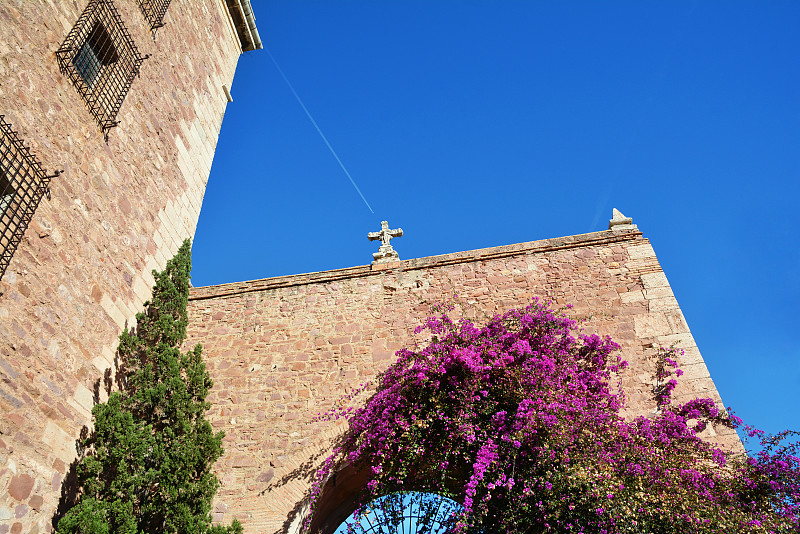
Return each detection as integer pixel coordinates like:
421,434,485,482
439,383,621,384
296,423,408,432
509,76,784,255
189,228,643,301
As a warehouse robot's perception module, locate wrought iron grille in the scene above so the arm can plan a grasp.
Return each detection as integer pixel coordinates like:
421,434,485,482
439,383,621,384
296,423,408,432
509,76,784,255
335,492,462,534
0,116,61,280
137,0,172,30
56,0,148,138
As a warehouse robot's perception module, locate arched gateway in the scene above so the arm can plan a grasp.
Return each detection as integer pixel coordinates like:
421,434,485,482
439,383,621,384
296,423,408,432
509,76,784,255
185,214,740,533
308,464,464,534
330,492,462,534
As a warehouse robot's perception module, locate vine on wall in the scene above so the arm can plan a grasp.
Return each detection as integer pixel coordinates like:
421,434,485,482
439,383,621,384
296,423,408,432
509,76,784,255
311,299,799,533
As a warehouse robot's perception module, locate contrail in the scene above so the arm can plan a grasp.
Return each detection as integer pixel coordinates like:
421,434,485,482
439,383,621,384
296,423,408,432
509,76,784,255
265,47,375,214
589,1,696,231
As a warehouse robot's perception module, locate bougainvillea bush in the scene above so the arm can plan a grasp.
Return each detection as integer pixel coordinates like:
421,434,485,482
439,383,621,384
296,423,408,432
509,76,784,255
310,299,799,533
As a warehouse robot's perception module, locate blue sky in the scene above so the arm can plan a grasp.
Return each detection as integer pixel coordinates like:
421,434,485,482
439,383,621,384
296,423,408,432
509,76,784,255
192,2,799,447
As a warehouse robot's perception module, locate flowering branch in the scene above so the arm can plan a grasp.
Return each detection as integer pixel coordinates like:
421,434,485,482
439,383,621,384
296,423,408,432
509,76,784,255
307,299,799,533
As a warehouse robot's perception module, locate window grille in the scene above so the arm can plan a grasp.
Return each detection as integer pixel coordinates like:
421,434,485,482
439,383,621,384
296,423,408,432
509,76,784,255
136,0,172,30
0,116,62,281
56,0,148,139
335,492,462,534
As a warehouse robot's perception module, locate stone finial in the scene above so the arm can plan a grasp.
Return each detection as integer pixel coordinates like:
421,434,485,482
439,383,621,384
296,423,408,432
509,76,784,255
368,221,403,263
608,208,636,231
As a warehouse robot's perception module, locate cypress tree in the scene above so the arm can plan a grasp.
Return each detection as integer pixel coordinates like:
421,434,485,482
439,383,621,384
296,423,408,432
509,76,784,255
57,240,241,534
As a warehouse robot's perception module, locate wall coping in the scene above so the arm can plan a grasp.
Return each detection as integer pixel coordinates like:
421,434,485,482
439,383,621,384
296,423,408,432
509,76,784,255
188,228,643,301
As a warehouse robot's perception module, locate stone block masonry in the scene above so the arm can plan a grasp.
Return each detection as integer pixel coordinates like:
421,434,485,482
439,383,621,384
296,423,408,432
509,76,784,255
0,1,245,532
186,227,741,534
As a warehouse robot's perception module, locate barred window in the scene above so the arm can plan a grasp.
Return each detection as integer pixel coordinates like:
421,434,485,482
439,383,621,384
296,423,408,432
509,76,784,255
0,116,61,280
56,0,148,139
72,21,119,88
0,172,14,216
137,0,172,30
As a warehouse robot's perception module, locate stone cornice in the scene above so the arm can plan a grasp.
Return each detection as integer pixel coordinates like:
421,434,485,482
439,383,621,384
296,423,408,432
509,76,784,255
188,228,644,301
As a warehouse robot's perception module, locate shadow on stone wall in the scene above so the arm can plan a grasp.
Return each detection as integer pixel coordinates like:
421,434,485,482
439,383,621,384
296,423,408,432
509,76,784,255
50,369,113,530
261,449,326,497
49,427,86,531
274,498,309,534
261,450,327,534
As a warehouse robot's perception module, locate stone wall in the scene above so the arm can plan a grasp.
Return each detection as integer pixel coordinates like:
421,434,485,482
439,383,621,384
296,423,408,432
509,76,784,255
186,227,740,534
0,1,243,531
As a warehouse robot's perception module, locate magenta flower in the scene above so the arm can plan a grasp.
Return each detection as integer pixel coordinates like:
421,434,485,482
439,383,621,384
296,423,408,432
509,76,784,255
305,298,800,534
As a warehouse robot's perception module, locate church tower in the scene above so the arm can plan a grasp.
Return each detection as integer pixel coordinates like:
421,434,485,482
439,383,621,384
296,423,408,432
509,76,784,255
0,1,260,531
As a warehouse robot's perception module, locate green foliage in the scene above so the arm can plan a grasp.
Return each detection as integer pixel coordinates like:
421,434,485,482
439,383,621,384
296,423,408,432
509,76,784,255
57,240,241,534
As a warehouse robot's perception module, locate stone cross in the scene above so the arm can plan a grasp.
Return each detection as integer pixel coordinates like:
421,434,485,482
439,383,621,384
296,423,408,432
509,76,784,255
368,220,403,263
